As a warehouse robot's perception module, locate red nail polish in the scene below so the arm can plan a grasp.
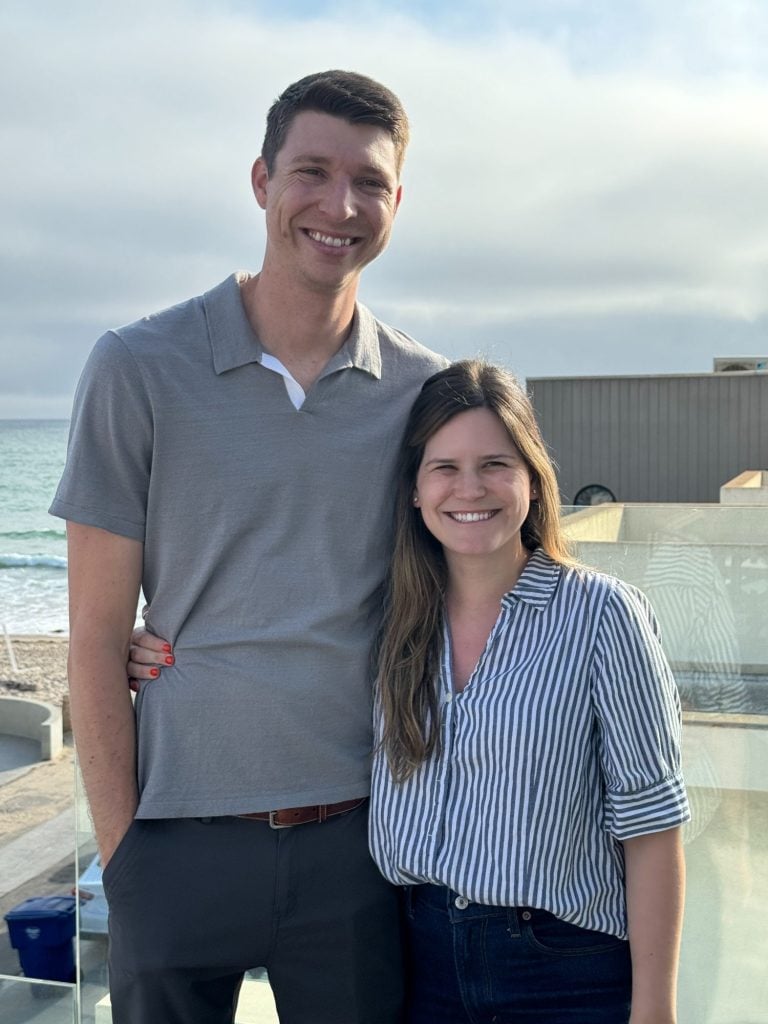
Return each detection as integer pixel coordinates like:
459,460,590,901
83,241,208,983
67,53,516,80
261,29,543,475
162,643,172,653
165,656,174,665
150,668,160,678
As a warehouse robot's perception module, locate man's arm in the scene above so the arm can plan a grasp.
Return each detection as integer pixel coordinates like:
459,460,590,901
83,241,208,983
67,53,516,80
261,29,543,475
624,826,685,1024
67,522,143,866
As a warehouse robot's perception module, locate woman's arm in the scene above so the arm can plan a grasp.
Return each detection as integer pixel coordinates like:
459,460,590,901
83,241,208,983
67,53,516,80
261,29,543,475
623,826,685,1024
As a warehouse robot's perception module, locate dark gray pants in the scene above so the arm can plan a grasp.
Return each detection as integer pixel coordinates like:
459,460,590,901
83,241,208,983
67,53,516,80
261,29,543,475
102,803,404,1023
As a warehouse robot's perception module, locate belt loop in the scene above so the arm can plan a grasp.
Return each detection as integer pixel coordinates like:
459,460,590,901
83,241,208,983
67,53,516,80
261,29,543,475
318,804,327,824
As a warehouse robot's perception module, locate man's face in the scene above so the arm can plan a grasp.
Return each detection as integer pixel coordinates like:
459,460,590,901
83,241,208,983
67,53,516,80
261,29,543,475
252,110,402,295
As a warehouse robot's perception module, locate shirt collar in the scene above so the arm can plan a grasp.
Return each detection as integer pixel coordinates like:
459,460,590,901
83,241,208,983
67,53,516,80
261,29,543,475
204,272,263,375
203,272,382,380
501,548,562,611
331,302,382,380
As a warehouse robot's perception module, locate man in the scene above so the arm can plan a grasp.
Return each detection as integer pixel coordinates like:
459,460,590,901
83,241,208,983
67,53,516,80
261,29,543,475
51,71,446,1024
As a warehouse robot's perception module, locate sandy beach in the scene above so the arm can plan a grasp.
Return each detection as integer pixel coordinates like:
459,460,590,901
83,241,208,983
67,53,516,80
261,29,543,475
0,634,69,708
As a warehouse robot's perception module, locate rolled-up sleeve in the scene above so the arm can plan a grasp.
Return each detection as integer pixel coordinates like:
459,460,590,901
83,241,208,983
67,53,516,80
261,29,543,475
591,582,690,840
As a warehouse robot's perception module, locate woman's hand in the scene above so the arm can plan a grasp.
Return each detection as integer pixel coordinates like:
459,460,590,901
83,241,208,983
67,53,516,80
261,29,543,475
128,627,174,692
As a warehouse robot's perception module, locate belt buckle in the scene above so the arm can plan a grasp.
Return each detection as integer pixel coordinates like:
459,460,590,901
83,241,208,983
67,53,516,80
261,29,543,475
268,810,292,830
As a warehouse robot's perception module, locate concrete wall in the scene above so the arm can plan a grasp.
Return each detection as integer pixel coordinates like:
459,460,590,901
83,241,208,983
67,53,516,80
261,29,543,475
615,504,767,545
0,697,63,760
561,504,625,542
721,469,768,505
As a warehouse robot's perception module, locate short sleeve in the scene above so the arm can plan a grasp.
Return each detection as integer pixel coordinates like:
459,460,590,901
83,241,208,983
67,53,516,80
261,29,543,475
591,581,690,840
49,331,153,541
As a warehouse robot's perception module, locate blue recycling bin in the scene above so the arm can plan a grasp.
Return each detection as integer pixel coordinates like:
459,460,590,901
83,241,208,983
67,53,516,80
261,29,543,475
5,895,77,982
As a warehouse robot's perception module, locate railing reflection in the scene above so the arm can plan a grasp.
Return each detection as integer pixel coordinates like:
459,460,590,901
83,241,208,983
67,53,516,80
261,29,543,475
565,504,768,1023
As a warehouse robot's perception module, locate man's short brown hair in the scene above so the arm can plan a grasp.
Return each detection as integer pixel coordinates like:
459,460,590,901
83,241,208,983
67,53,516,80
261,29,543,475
261,70,410,175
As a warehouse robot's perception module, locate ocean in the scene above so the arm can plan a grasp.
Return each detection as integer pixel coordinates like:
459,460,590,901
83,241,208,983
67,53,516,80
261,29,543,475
0,420,69,634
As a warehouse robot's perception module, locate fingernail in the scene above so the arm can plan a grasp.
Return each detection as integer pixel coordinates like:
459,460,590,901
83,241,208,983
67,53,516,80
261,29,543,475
150,668,160,678
165,656,175,665
162,643,172,653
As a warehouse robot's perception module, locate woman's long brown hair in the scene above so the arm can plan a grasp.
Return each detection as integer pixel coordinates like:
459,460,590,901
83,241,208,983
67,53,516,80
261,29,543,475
375,360,575,782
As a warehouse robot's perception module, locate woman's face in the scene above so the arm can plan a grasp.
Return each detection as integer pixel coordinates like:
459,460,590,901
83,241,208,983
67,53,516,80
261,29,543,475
413,407,534,567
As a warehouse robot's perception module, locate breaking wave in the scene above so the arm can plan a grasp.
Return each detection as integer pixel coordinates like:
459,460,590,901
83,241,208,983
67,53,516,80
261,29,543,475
0,554,67,570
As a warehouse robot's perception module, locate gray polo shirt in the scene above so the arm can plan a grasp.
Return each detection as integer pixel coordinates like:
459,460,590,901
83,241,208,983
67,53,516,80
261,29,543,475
51,272,447,818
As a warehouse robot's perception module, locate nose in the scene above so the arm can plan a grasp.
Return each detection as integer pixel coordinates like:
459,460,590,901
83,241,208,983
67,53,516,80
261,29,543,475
454,469,486,500
318,177,356,220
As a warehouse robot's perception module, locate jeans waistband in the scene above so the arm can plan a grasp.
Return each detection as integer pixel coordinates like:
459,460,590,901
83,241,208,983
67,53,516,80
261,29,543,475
407,883,528,924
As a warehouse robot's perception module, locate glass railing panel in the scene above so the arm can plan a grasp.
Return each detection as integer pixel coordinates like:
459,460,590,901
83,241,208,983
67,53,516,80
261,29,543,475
74,762,109,1024
0,973,77,1022
563,504,768,1023
66,504,766,1022
0,740,79,1019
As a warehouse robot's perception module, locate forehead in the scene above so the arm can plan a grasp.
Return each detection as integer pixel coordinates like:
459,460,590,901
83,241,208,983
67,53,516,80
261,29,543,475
423,408,517,453
275,110,399,177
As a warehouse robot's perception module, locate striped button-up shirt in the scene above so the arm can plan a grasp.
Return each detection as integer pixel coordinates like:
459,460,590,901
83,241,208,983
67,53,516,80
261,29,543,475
369,549,690,939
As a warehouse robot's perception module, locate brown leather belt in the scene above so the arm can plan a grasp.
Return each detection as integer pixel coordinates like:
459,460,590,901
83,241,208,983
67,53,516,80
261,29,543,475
237,797,366,829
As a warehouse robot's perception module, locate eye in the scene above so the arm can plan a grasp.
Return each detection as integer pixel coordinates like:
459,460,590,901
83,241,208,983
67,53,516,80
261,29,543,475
358,177,391,193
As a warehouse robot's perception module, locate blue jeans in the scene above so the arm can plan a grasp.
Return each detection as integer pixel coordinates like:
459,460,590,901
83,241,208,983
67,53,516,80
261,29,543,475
403,884,631,1023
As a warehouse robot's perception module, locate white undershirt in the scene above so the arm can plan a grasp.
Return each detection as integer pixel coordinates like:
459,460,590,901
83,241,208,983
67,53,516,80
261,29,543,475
260,352,306,409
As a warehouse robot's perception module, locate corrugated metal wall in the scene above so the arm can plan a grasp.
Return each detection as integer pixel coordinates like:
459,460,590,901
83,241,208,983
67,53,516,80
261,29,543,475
528,373,768,503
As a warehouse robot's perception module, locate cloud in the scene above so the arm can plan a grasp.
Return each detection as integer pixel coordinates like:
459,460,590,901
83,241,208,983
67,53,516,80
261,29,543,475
2,0,768,416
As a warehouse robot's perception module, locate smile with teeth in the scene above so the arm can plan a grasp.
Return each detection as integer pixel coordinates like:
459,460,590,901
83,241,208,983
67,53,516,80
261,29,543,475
447,510,498,523
306,230,355,248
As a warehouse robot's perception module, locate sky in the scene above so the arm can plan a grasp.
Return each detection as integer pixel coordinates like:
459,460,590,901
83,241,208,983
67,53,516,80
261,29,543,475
2,0,767,418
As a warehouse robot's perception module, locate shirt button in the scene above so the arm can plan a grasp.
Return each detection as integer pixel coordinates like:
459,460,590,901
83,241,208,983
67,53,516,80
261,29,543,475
445,693,453,703
454,896,469,910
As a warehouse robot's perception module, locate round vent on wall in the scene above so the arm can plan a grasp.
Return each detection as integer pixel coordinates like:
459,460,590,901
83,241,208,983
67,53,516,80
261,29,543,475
573,484,616,506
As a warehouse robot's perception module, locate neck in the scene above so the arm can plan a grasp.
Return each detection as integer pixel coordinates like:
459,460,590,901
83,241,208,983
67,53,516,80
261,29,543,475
445,546,531,613
240,270,358,391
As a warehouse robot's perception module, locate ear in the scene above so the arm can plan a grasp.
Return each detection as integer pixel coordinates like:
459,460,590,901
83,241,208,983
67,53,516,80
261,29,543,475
394,183,403,215
252,157,269,210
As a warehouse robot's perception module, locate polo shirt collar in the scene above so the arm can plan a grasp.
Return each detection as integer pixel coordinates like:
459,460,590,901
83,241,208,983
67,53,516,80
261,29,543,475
502,547,561,611
203,272,382,379
204,272,263,375
327,302,382,380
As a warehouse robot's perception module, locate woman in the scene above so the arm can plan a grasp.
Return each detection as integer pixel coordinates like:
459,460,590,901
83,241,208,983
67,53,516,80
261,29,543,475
130,360,689,1023
368,359,688,1023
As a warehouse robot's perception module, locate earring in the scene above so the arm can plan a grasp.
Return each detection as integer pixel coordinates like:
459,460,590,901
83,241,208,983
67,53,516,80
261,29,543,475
413,494,420,506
